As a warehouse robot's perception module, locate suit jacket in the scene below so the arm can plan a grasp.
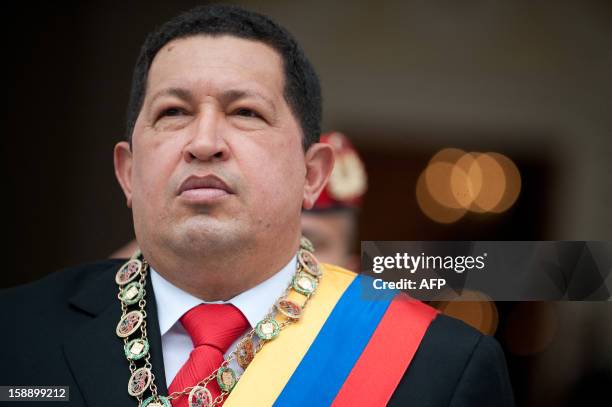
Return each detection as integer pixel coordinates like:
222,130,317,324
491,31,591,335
0,260,514,406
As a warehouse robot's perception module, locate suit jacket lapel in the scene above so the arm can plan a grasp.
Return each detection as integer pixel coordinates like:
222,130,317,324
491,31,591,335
63,261,168,407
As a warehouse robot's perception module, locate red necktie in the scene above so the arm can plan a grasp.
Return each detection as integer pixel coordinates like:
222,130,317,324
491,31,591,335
168,304,249,407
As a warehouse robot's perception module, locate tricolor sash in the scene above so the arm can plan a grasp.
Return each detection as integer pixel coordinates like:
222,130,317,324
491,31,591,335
224,264,438,407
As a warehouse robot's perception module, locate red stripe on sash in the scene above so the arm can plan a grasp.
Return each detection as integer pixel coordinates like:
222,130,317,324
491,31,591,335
331,294,438,407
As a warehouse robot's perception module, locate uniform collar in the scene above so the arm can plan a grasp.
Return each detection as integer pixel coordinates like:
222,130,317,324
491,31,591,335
151,255,297,335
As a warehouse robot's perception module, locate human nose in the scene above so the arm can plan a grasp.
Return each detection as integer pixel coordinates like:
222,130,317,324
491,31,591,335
182,109,230,163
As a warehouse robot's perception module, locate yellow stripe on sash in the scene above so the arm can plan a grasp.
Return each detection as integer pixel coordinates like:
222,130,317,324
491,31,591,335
224,264,356,407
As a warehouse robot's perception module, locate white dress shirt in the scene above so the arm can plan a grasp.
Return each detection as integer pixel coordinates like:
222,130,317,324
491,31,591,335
150,256,297,385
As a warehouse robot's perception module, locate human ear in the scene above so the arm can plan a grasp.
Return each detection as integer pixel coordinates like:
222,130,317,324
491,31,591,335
302,143,335,209
114,141,134,208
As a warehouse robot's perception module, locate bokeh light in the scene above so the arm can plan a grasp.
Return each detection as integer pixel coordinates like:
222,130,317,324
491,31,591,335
471,153,507,212
417,148,522,223
416,170,467,223
451,153,483,210
489,152,522,213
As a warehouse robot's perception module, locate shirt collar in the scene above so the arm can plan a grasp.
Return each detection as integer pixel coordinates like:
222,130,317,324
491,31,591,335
150,255,297,335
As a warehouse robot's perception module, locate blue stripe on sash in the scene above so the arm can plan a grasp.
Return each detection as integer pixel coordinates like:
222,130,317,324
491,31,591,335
272,275,395,406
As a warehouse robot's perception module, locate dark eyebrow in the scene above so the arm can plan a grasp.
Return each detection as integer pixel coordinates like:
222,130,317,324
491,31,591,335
148,87,195,106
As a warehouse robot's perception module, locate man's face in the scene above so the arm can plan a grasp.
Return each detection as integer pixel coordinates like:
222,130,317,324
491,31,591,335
115,35,313,256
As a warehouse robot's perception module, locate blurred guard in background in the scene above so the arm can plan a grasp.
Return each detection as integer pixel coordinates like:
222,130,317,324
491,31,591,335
300,131,366,272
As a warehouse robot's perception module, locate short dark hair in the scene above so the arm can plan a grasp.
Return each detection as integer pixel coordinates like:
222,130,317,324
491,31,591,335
125,4,322,150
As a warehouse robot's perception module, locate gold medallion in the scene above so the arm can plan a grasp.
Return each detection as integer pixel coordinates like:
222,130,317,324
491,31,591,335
276,298,303,319
142,395,170,407
298,250,322,277
127,367,151,396
292,272,317,296
255,318,280,340
188,385,213,407
115,259,143,285
120,281,144,305
116,310,144,338
236,337,255,369
217,366,237,392
124,338,149,360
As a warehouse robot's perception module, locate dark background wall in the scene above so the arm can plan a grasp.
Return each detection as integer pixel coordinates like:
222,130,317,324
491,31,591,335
4,1,205,285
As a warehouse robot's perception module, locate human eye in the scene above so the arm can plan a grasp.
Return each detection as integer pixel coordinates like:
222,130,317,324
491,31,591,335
232,107,262,119
150,105,192,131
157,107,187,119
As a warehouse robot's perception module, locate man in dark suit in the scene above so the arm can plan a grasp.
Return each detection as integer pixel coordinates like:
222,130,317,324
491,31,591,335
0,4,514,406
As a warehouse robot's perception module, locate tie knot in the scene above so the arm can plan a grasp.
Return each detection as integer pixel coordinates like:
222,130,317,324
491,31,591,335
180,303,249,353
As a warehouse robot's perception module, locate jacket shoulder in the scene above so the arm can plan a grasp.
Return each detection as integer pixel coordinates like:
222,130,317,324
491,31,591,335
389,314,514,406
0,259,124,312
0,259,129,388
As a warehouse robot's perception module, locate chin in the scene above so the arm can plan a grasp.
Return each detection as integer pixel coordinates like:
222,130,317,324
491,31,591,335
169,218,247,253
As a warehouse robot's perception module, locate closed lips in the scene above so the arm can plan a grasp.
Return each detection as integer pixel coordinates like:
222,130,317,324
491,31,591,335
178,175,233,195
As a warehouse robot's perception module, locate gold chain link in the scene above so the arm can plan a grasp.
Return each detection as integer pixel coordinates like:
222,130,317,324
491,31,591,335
117,243,321,406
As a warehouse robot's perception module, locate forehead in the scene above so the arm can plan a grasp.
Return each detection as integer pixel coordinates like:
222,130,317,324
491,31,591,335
146,35,285,100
